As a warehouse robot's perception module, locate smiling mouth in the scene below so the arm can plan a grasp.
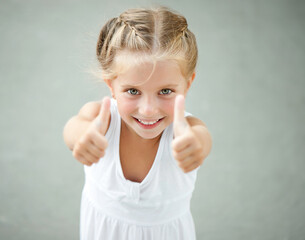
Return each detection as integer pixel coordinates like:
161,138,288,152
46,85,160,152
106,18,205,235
134,117,164,127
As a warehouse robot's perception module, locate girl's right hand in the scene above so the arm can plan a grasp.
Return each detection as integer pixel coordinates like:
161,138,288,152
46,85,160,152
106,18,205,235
72,97,111,166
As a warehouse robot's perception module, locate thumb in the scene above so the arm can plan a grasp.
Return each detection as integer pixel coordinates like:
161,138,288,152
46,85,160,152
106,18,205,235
173,95,189,137
96,96,111,135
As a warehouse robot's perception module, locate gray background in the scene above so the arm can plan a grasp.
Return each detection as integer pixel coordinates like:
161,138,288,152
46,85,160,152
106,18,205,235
1,0,304,239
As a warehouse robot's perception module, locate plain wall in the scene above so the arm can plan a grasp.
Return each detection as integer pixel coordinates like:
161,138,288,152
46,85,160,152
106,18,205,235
0,0,304,239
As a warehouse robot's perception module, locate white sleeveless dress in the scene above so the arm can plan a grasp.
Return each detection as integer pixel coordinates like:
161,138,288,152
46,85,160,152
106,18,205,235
80,99,199,240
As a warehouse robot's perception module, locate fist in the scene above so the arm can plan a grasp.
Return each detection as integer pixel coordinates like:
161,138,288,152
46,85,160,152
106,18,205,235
72,97,111,166
172,95,205,173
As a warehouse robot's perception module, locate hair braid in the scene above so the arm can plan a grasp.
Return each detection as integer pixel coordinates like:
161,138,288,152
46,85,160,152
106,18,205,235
95,6,198,80
96,18,117,57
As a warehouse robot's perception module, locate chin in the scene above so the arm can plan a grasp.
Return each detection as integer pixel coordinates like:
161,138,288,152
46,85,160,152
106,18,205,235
135,130,164,140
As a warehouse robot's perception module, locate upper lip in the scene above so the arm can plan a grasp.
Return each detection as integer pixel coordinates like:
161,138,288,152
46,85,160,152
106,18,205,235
134,117,164,121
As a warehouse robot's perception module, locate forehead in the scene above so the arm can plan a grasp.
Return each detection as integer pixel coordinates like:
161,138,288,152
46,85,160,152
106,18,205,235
114,53,186,87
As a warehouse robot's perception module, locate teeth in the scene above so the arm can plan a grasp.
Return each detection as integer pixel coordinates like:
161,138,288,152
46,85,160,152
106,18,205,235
137,119,159,125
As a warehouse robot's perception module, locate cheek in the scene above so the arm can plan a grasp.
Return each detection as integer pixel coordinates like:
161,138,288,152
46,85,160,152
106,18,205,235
160,99,175,119
116,96,136,116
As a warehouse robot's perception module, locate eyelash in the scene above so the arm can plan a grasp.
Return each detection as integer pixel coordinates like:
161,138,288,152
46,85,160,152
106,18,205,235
127,89,139,95
159,89,172,95
126,88,173,96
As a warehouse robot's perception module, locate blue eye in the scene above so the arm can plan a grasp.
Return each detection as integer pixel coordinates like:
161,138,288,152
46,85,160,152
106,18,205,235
160,89,172,95
127,89,139,95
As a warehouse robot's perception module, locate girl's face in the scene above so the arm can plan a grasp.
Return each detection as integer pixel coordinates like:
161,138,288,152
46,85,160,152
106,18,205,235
106,60,194,140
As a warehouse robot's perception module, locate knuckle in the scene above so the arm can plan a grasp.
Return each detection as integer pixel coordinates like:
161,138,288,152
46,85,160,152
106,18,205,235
194,143,201,151
178,162,183,168
87,130,96,140
172,145,178,152
101,136,108,145
182,166,188,173
73,143,80,152
197,144,203,153
78,138,86,147
99,140,108,151
72,150,80,159
79,134,87,143
74,146,86,157
100,151,105,158
78,157,86,165
194,161,200,169
85,133,92,142
198,151,205,161
72,150,76,157
185,134,194,143
93,156,100,163
171,140,178,150
89,159,96,164
89,152,100,163
185,135,192,142
85,161,93,166
85,160,93,165
104,140,108,149
85,155,94,163
173,151,182,161
178,164,185,171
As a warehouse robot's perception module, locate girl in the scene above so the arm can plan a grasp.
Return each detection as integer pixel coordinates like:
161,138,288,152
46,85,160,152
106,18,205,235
63,6,212,240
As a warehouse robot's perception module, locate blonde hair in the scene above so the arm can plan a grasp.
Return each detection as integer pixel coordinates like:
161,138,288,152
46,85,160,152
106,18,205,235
96,6,198,81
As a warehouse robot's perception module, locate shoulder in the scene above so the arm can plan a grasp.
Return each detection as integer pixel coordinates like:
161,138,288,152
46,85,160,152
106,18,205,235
78,101,102,121
186,116,207,128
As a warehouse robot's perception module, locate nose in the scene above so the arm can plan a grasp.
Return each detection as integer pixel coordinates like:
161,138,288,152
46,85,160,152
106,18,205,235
138,96,159,117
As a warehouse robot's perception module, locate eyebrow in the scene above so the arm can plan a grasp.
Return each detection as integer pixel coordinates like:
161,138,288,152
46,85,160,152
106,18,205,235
121,84,179,89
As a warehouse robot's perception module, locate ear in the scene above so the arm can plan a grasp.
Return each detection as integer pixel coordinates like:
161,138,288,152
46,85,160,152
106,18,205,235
104,79,115,99
185,72,196,93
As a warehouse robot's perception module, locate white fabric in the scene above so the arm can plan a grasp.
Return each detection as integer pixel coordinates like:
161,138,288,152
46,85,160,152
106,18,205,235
80,99,199,240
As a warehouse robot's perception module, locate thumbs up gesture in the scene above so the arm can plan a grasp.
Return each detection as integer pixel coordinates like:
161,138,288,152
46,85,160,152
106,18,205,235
72,97,111,166
172,95,206,173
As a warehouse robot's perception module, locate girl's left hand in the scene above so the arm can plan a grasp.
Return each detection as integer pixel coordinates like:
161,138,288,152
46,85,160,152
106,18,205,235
172,95,208,173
